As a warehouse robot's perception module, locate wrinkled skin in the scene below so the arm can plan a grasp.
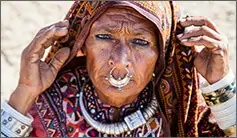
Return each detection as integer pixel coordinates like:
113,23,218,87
177,16,229,84
84,7,159,107
8,6,230,114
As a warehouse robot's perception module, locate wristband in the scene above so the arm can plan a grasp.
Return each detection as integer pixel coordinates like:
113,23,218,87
1,101,33,137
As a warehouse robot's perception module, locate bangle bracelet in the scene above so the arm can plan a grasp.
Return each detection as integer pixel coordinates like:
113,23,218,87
1,101,33,137
201,71,235,93
223,125,236,136
210,95,236,112
2,101,33,125
202,81,236,106
211,101,236,118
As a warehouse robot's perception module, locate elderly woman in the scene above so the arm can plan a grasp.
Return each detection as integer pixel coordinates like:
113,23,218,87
1,1,236,137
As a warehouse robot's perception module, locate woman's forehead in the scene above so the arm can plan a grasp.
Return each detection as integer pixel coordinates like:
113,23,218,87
103,6,147,20
91,6,157,33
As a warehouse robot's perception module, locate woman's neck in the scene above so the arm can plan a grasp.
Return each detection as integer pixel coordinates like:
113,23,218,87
82,79,152,123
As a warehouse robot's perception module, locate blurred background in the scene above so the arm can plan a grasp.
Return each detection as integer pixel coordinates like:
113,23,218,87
1,1,236,100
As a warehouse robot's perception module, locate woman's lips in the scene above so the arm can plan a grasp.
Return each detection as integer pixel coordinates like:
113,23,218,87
105,81,135,91
99,76,135,90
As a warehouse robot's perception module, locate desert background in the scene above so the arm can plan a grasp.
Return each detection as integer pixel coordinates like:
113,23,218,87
1,1,236,100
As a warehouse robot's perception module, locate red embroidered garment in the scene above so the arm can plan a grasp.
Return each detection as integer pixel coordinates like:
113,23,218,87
30,62,164,137
28,1,225,137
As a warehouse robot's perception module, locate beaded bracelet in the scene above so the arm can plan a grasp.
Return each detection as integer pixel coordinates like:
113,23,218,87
202,80,236,106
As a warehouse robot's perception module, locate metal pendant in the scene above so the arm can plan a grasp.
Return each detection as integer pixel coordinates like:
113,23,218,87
124,110,146,131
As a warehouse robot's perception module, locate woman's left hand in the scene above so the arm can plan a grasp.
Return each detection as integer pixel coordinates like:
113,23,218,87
177,16,229,84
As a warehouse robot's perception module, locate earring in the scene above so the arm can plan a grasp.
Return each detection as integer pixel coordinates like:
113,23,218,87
151,73,156,84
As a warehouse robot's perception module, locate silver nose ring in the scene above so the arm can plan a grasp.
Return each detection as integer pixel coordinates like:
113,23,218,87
105,67,132,91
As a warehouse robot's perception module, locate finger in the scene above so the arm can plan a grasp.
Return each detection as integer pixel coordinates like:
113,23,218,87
28,20,69,52
58,33,70,43
30,25,68,54
37,20,69,34
180,35,220,49
42,20,70,47
38,24,69,46
49,47,70,76
179,16,220,33
38,47,45,59
177,26,222,41
54,20,69,28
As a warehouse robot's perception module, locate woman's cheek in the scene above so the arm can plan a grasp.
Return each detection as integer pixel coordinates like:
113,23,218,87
136,49,158,77
89,43,112,74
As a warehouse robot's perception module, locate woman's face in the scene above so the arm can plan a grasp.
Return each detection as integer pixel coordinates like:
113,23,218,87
84,6,159,106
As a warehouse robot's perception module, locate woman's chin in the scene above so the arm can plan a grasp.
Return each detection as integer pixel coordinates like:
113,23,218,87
93,78,144,105
98,80,137,94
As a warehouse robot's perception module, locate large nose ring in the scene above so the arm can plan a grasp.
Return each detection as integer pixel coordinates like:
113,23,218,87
105,67,132,91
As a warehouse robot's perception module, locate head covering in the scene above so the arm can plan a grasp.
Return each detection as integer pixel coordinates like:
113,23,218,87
31,1,224,137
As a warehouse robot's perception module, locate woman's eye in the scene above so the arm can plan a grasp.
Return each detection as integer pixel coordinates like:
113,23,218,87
95,34,113,40
132,39,150,46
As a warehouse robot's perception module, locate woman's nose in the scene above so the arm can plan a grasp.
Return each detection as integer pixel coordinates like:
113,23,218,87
108,42,132,68
108,44,132,79
108,60,131,79
108,59,131,68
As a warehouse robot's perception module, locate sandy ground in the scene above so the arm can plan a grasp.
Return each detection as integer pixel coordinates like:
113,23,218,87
1,1,236,100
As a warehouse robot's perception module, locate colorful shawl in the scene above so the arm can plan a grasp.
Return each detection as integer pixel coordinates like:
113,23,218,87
28,1,225,137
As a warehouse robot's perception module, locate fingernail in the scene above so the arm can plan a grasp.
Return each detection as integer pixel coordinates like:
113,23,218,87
181,39,188,42
63,20,69,26
177,33,183,38
60,27,68,34
179,18,186,22
63,20,69,23
61,27,68,30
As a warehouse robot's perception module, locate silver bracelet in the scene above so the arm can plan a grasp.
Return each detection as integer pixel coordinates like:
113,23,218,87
1,101,33,137
202,80,236,106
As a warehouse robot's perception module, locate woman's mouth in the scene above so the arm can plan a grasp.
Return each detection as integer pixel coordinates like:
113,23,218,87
105,73,133,91
103,67,133,91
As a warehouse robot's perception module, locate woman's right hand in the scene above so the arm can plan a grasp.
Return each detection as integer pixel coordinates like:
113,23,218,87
8,20,70,115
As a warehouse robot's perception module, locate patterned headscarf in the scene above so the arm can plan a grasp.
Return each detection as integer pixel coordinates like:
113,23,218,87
41,1,224,137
